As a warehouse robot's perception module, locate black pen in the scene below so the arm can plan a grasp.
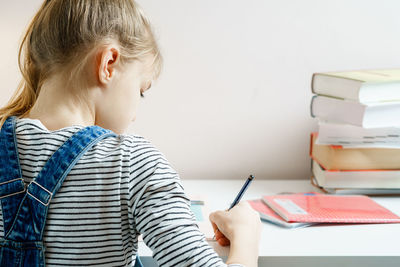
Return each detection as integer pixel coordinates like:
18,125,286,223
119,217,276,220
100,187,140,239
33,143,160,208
229,174,255,210
213,175,255,241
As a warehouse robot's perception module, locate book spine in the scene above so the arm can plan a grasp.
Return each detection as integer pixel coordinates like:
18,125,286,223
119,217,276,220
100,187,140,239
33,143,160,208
310,95,317,118
309,133,314,158
311,73,318,94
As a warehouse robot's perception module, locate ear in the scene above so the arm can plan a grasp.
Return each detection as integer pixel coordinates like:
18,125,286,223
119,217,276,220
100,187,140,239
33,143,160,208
97,46,120,85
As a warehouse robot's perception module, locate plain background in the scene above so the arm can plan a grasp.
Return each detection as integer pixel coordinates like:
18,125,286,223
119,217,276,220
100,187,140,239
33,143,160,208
1,0,400,180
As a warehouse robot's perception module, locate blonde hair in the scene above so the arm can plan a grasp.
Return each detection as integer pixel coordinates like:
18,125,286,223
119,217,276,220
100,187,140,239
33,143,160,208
0,0,162,126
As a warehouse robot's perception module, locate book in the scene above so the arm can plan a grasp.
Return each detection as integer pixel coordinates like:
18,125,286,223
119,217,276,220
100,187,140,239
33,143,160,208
248,199,314,228
262,194,400,223
310,95,400,128
312,178,400,196
316,121,400,148
310,132,400,170
311,69,400,103
311,160,400,189
323,188,400,196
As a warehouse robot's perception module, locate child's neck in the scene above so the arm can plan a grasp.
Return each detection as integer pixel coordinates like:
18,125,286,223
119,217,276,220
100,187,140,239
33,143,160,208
25,74,97,131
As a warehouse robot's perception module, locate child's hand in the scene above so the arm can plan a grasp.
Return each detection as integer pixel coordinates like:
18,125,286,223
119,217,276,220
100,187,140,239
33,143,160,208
209,201,261,246
209,201,261,266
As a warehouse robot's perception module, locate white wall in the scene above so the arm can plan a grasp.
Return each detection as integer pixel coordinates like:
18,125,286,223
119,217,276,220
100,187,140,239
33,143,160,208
1,0,400,180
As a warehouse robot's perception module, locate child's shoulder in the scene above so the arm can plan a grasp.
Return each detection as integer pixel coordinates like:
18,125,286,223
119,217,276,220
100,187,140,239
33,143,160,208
98,132,168,165
103,132,158,154
102,133,176,182
116,133,152,146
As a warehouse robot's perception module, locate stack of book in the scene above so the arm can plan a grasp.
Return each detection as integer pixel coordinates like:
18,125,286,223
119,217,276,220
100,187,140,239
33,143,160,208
310,69,400,195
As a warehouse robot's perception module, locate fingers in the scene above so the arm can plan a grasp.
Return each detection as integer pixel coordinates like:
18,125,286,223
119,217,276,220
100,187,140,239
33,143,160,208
211,222,225,239
214,227,230,246
211,222,218,232
209,202,258,248
211,214,231,246
217,236,230,246
214,228,224,240
209,202,261,251
212,221,227,241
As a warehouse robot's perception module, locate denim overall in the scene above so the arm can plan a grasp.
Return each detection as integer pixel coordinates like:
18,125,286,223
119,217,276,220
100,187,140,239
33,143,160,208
0,116,143,267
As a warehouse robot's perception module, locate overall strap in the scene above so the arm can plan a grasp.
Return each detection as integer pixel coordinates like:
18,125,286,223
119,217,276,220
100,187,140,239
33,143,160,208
3,120,116,241
0,117,25,235
26,125,115,207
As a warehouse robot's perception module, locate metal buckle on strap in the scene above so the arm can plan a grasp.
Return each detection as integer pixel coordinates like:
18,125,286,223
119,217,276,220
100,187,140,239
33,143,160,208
27,180,53,206
0,178,26,199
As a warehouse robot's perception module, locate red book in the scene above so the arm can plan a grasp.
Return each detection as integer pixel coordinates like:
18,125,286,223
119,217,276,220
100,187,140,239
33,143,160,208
262,194,400,224
248,199,314,228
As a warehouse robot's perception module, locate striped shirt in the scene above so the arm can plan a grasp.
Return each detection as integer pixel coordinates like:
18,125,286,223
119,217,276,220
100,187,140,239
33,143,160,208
0,118,233,267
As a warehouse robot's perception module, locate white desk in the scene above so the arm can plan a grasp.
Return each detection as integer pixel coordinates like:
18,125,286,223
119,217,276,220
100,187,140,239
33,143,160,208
139,179,400,267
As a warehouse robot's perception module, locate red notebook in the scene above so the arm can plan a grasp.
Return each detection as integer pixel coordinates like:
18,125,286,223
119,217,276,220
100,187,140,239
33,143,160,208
248,199,314,228
262,194,400,224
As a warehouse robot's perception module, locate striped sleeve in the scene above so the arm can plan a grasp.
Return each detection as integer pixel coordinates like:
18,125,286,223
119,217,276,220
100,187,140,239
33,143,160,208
127,142,227,266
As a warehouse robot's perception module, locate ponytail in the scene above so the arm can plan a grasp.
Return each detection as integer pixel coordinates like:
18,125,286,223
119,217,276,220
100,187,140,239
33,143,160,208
0,1,47,126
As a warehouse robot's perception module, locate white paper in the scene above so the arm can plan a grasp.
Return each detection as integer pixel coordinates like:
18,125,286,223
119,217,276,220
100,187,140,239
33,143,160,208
317,121,400,148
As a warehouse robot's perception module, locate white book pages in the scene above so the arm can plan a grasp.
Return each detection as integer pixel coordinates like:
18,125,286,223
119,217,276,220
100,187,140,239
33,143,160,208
312,160,400,189
311,176,400,195
316,121,400,148
311,95,400,128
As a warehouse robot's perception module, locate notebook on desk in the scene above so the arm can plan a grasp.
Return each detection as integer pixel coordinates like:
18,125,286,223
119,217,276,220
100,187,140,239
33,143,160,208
262,194,400,224
248,199,314,228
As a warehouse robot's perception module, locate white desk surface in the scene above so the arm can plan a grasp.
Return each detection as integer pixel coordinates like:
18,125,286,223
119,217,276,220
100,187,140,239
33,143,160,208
138,179,400,266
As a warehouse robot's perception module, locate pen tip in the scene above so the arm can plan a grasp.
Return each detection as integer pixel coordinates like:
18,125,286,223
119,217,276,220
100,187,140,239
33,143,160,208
249,175,254,180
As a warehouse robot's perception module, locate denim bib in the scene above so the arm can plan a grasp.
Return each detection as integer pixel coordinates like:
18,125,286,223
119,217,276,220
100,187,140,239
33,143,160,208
0,116,119,266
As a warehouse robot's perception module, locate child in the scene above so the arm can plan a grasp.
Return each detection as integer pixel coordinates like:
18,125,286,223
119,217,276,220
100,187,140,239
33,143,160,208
0,1,261,266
